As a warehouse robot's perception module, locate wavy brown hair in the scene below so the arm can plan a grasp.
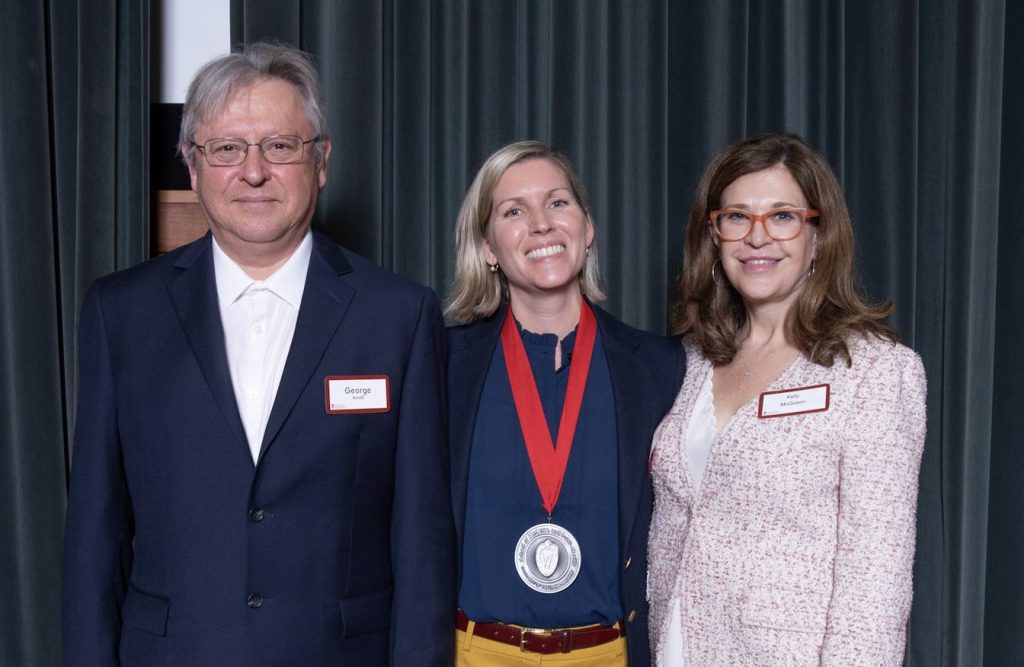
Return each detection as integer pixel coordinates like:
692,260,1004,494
671,133,897,367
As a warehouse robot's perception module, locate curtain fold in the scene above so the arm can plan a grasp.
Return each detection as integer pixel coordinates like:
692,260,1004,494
1,0,1019,664
985,3,1024,661
0,4,66,666
0,1,149,665
234,0,673,324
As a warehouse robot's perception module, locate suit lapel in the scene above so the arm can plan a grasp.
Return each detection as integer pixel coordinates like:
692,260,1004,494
167,235,248,454
257,234,354,463
448,308,505,543
593,306,649,557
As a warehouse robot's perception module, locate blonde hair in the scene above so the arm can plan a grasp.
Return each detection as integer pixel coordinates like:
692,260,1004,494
445,140,605,322
672,133,897,367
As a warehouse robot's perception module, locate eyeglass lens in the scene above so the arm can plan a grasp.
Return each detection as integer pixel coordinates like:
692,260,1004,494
714,209,807,241
202,136,307,165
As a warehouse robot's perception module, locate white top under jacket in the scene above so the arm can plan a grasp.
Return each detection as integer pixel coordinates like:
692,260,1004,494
648,335,927,666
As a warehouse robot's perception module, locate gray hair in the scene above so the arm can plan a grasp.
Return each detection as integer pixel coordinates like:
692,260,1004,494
445,140,606,323
179,42,329,168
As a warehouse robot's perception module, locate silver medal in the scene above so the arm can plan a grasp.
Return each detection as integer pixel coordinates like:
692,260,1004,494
513,523,581,593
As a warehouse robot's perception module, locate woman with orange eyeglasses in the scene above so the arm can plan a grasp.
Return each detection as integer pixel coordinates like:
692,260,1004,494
647,133,926,665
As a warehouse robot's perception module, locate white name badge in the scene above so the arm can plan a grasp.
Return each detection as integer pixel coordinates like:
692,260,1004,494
758,383,830,418
324,375,391,414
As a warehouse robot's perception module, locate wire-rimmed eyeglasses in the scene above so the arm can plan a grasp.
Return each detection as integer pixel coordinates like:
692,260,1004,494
191,135,317,166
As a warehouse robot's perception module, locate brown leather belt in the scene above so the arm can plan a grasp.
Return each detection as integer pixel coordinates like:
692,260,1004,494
456,609,624,654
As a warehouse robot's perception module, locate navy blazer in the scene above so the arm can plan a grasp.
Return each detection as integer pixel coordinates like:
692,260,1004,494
447,302,684,666
62,232,455,666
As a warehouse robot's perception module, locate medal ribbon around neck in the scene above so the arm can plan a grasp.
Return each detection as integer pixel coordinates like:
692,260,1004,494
499,299,597,517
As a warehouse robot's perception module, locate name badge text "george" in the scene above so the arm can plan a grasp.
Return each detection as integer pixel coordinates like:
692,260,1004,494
324,375,390,414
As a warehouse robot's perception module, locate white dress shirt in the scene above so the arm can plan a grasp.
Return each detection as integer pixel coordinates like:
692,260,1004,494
213,232,312,463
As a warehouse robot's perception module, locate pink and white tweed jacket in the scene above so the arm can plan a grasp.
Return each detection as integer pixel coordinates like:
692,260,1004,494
648,335,926,666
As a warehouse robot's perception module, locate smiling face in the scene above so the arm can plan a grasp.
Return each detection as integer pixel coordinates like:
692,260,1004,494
184,77,331,268
483,158,595,305
716,164,817,313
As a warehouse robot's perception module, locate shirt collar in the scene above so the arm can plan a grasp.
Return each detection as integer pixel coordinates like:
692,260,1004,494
212,231,313,309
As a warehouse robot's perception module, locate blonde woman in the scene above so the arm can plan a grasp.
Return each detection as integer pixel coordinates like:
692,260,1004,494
447,140,684,666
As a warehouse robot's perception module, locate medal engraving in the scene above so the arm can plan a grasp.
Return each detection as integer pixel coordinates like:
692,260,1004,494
536,539,558,576
514,523,581,593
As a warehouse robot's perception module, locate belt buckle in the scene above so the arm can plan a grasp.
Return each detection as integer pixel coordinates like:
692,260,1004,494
520,627,572,654
519,627,552,653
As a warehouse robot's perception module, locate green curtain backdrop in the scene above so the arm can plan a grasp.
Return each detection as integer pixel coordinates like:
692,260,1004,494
0,0,149,664
233,0,674,326
2,0,1020,664
988,4,1024,662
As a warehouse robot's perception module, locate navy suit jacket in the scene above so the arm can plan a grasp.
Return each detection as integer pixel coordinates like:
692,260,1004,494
447,303,684,666
62,232,455,666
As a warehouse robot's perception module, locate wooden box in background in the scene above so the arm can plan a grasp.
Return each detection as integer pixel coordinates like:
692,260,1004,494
153,190,206,255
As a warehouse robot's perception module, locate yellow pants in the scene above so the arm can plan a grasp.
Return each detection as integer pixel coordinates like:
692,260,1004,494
455,622,627,666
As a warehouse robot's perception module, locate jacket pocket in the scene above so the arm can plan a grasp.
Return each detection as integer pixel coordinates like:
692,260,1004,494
740,585,828,634
122,586,170,636
339,588,392,637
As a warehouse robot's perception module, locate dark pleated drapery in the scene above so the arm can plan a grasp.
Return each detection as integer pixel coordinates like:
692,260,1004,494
2,0,1021,664
233,0,674,326
0,5,66,665
0,1,149,665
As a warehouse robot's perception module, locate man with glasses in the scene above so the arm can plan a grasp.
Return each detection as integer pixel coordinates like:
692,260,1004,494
62,42,454,666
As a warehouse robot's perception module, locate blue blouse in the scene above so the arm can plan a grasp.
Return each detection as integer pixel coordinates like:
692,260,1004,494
458,322,621,628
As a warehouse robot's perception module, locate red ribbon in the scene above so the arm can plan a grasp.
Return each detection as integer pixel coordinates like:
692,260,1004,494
499,300,597,516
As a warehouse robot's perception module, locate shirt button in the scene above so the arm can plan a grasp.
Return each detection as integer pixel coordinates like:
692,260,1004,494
624,556,632,569
253,323,263,334
628,609,637,623
247,593,263,609
249,508,264,522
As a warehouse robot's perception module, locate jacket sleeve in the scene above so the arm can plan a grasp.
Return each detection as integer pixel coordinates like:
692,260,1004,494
62,283,132,666
820,344,927,666
388,288,456,666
